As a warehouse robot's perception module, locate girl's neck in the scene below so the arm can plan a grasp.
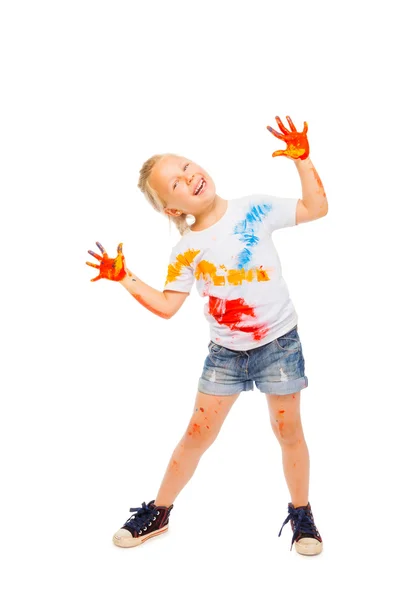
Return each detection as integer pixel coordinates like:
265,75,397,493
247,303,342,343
190,195,228,232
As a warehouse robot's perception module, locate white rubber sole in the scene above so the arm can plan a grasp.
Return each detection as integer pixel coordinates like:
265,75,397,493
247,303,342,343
113,525,169,548
295,539,323,556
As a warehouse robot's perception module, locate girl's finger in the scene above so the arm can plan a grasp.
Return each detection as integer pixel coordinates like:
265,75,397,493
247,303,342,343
266,125,285,140
302,121,308,134
96,241,106,254
88,250,102,261
275,116,290,135
86,261,100,269
90,274,102,282
117,242,123,254
286,116,297,132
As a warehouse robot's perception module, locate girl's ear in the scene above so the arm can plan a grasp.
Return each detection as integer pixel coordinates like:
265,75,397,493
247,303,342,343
165,207,181,217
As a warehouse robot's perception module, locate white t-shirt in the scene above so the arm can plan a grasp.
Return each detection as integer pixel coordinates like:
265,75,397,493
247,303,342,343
163,194,299,351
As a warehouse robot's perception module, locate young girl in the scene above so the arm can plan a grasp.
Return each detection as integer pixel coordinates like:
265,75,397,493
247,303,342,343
86,115,328,556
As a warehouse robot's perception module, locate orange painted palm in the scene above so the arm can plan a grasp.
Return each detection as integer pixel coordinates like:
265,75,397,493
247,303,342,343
86,241,127,282
266,115,309,160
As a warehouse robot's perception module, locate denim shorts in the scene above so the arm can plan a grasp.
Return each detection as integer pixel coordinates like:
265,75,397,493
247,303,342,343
198,325,308,396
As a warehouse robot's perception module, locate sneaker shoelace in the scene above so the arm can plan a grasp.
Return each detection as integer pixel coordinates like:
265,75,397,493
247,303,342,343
278,505,319,551
123,501,159,534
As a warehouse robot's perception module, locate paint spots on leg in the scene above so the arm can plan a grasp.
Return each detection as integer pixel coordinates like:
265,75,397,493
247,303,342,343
188,423,202,437
170,460,179,473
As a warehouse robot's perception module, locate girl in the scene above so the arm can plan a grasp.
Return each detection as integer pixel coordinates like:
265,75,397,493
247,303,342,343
86,115,328,556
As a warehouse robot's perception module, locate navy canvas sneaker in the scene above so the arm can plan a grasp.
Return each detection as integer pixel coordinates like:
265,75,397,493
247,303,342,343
113,500,174,548
278,502,323,555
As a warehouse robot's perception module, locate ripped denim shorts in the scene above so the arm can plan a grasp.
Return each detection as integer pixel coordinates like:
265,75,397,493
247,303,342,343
198,325,308,396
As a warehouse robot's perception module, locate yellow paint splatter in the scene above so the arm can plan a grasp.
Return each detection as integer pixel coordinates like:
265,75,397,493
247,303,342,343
165,249,201,285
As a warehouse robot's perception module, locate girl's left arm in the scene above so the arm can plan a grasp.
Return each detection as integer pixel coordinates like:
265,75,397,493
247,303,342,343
293,156,328,219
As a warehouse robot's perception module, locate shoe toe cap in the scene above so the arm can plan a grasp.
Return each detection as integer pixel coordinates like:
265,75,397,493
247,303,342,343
113,528,133,540
295,537,323,555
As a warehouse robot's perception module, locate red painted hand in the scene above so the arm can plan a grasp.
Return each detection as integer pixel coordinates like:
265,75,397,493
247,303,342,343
86,241,127,282
266,115,309,160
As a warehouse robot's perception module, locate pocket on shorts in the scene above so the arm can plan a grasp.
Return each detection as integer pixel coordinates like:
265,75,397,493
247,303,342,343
274,326,300,353
208,341,225,355
208,341,237,366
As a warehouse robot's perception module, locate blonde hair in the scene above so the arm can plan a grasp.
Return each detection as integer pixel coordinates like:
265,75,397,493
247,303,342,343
137,153,192,236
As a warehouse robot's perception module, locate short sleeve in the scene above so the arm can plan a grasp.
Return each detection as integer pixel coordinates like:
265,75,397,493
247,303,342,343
163,246,199,294
251,194,299,234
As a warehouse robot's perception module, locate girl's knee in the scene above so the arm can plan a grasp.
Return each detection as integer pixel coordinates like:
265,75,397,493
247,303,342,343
270,417,302,445
182,413,220,449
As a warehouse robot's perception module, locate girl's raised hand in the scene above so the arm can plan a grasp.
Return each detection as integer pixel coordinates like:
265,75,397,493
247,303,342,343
266,115,309,160
86,241,128,282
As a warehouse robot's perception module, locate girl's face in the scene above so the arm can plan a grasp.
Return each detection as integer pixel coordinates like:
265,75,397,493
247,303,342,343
149,155,216,218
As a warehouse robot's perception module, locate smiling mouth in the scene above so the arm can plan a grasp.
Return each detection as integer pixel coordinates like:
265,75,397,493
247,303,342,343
194,178,206,195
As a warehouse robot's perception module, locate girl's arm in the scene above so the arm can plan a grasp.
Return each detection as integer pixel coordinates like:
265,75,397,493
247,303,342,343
86,241,189,319
266,115,328,220
120,271,189,319
294,156,328,218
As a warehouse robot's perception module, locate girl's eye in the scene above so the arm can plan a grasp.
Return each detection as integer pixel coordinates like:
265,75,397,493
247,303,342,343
173,164,190,190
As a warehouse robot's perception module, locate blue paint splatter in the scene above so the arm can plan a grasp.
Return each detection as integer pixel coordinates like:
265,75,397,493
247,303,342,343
233,202,272,268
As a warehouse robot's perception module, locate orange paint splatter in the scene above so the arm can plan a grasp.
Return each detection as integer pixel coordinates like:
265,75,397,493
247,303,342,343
266,115,309,161
195,260,223,285
311,166,327,197
165,249,201,285
199,407,204,412
195,260,271,287
208,296,269,341
188,423,201,436
86,241,127,282
279,410,285,414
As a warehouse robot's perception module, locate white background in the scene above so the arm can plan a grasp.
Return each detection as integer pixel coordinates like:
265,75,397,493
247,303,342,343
1,0,399,598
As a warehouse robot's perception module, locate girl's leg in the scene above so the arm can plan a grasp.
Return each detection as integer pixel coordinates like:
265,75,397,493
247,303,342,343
266,391,310,508
155,390,240,507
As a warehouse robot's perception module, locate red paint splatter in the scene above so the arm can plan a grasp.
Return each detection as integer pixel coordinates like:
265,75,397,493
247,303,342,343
188,423,201,436
199,407,204,412
208,296,269,341
279,410,285,414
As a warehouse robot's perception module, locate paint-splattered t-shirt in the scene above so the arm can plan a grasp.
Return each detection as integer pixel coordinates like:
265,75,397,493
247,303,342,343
163,194,299,351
